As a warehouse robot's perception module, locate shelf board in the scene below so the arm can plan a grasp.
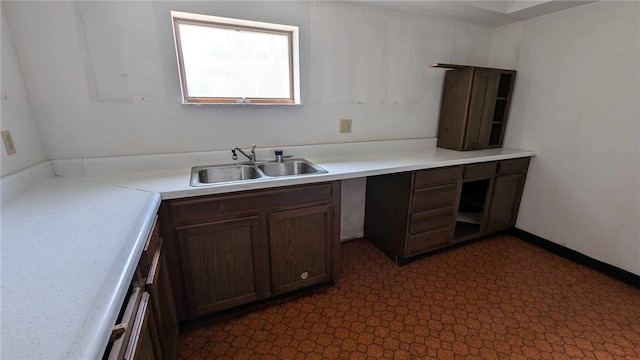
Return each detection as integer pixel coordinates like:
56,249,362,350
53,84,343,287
430,63,470,69
457,212,483,224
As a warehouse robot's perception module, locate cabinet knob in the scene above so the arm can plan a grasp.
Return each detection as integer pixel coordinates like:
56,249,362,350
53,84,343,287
300,271,309,280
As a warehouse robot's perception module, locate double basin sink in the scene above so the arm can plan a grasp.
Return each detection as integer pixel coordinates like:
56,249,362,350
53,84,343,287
190,159,328,187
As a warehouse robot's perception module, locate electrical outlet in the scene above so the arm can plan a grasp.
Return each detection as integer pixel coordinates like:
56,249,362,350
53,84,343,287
339,119,352,134
1,130,16,155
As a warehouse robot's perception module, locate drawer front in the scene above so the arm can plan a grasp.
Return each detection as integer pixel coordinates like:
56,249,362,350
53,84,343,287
406,228,452,256
107,286,143,360
411,183,459,211
409,206,455,234
498,158,530,175
139,216,161,277
170,183,333,223
463,162,497,180
413,166,462,188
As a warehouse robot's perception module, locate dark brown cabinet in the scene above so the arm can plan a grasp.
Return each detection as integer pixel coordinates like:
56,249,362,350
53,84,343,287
365,158,530,264
175,216,270,316
487,158,530,233
124,292,162,360
365,166,462,263
105,217,178,360
146,239,179,360
160,181,341,320
432,64,516,151
269,204,334,294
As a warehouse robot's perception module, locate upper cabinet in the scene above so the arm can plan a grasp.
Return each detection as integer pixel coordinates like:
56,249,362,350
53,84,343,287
431,64,516,151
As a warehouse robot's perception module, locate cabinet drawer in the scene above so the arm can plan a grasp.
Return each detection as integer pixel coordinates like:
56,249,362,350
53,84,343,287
409,206,455,234
107,286,143,360
170,183,333,223
406,228,451,256
124,292,161,360
463,162,497,180
413,166,462,188
411,183,458,211
139,216,160,277
498,158,530,175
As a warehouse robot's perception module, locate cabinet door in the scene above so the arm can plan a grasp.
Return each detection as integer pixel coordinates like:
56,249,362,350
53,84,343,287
487,173,526,233
146,241,178,360
465,69,500,150
269,204,333,294
124,292,162,360
176,216,269,316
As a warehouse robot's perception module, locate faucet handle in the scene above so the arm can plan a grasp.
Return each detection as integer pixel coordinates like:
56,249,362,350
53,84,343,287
274,150,284,163
251,144,256,154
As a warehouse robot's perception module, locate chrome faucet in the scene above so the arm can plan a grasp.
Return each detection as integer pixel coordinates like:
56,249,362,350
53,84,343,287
231,144,257,163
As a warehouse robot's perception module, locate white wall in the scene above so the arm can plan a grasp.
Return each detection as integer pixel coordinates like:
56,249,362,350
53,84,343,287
0,5,47,177
3,1,493,241
487,21,523,69
3,1,493,160
499,1,640,275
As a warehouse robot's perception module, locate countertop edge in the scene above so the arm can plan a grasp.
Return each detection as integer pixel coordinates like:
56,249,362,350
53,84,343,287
83,192,162,360
159,150,536,200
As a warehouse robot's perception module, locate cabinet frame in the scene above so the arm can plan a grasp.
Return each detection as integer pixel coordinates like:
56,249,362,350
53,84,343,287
160,181,341,321
175,215,270,317
365,158,530,265
268,204,334,294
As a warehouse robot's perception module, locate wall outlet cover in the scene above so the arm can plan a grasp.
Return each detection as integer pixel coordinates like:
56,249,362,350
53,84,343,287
1,130,16,155
340,119,352,133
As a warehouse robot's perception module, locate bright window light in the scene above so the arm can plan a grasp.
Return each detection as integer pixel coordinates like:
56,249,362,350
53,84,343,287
171,11,300,105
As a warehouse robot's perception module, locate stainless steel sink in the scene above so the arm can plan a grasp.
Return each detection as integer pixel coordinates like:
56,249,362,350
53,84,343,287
190,158,328,186
191,165,262,186
258,160,327,177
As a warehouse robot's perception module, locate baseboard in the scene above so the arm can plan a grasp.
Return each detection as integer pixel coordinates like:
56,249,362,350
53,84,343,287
510,228,640,289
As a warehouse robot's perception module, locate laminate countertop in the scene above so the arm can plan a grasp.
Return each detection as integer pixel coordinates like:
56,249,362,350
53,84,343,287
1,162,160,360
64,144,535,200
0,140,534,359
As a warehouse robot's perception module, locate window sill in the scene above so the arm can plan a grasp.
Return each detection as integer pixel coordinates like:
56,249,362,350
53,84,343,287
181,102,302,106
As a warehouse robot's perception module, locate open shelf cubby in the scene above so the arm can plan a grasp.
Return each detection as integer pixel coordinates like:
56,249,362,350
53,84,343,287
454,179,490,239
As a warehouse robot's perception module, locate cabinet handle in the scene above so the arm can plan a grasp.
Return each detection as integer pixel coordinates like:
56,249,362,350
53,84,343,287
109,324,126,343
300,272,309,280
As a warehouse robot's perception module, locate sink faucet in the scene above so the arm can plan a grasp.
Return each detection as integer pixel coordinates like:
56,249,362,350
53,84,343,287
231,144,257,163
274,150,293,163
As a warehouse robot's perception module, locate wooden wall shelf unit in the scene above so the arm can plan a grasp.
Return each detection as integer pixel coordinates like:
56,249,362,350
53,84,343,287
431,63,516,151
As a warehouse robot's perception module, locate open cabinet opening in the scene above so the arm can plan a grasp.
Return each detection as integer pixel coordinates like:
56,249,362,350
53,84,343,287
455,179,490,239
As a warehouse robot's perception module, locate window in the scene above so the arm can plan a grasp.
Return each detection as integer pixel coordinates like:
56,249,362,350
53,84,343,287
171,11,300,105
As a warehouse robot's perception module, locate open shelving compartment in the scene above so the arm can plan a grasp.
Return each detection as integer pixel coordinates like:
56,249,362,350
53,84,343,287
454,179,491,239
489,73,515,146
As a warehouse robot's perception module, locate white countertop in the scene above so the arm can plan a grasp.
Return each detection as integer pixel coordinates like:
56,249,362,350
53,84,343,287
71,145,535,200
1,140,534,359
1,163,160,360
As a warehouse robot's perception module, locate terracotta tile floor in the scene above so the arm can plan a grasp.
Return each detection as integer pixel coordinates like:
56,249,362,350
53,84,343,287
177,235,640,359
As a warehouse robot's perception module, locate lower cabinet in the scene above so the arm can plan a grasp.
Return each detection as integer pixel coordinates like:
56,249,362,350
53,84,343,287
146,239,179,360
365,167,461,263
161,181,341,320
105,217,178,360
269,204,334,294
175,216,270,316
487,159,529,233
365,158,530,264
125,292,162,360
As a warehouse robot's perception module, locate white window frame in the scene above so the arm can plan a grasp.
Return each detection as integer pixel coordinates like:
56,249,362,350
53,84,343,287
171,11,301,105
